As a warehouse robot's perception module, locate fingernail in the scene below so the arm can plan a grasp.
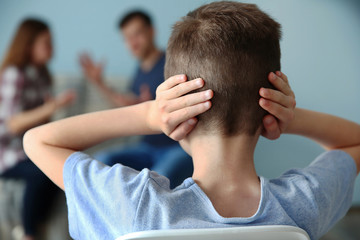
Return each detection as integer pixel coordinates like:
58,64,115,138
270,72,276,80
204,101,211,108
205,90,212,98
178,75,186,80
188,118,197,125
259,98,268,107
276,71,282,76
260,88,267,96
197,79,203,86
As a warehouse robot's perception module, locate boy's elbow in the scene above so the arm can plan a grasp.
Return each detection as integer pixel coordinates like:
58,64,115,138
23,127,40,160
336,144,360,174
352,145,360,174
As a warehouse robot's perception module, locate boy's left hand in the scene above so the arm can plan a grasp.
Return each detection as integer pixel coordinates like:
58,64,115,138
260,71,296,140
147,75,213,141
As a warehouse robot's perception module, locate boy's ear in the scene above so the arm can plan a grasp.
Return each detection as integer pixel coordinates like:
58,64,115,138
260,115,281,140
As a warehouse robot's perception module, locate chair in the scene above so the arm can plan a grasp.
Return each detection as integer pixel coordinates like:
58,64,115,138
116,225,310,240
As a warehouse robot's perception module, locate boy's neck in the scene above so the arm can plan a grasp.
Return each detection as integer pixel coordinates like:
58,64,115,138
188,132,261,218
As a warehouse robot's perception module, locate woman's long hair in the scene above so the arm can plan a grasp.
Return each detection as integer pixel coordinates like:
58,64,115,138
0,18,50,71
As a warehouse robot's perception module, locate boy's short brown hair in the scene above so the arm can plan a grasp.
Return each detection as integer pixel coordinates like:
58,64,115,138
164,1,282,136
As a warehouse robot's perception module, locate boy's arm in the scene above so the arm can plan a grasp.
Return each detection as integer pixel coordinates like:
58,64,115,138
23,103,153,190
259,72,360,173
285,108,360,170
23,75,213,190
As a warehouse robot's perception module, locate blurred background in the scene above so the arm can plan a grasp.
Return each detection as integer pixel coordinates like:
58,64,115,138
0,0,359,239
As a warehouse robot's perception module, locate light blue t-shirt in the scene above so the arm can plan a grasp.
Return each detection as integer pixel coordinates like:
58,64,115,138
63,150,357,240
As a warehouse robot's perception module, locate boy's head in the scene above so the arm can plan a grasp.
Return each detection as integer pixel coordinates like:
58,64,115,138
165,1,282,137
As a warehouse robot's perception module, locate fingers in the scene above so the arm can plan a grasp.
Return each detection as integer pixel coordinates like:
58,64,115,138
79,53,90,64
262,71,296,109
260,71,295,139
56,90,76,107
79,53,97,72
164,89,213,112
162,101,211,134
157,75,187,92
259,88,296,108
79,54,87,66
169,118,198,141
261,115,281,140
275,71,289,83
268,72,293,97
165,78,204,99
155,75,213,139
62,90,77,102
259,98,294,123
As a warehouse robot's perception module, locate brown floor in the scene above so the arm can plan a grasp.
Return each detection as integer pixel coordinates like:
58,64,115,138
320,207,360,240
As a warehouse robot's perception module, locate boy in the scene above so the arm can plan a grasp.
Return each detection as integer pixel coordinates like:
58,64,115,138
24,2,360,240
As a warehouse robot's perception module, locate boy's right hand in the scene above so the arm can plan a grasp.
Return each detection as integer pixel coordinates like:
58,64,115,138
259,71,296,140
147,75,213,141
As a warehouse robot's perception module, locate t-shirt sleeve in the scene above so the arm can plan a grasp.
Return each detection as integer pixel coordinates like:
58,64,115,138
63,152,150,239
284,150,357,239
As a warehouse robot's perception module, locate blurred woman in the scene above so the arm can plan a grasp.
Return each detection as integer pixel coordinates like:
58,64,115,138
0,18,75,240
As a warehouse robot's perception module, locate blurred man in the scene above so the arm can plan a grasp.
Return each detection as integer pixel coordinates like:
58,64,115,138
79,10,192,188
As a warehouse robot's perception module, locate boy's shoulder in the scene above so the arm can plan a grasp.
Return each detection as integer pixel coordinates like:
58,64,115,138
267,150,356,210
63,151,159,239
265,150,357,238
63,150,356,240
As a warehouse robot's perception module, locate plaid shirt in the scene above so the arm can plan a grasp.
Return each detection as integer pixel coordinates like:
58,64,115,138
0,66,51,174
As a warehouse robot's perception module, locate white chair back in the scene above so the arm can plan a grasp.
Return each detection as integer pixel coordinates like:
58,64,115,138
116,225,310,240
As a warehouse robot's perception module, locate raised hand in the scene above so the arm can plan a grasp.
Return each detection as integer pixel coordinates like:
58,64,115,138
260,71,296,140
147,75,213,141
79,53,104,86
